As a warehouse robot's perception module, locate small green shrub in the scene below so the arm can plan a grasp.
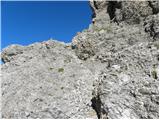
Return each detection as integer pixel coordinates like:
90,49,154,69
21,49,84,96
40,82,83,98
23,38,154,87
152,70,158,79
49,67,54,70
154,42,159,49
58,68,64,72
61,87,64,90
48,93,53,96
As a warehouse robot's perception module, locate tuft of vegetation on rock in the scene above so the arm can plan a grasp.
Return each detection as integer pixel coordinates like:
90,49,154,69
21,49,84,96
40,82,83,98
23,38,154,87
58,68,64,72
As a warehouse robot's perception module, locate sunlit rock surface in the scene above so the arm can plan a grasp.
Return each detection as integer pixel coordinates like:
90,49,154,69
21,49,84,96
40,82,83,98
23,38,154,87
1,0,159,119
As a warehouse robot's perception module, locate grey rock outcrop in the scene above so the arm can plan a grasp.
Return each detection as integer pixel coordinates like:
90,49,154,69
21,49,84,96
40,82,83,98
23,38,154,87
1,40,97,118
1,0,159,119
90,0,158,24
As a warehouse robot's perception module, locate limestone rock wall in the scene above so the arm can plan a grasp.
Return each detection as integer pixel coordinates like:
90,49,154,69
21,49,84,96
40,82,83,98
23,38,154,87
1,0,159,119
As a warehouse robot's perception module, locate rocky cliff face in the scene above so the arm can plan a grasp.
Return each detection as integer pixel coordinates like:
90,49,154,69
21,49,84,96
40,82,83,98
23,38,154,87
1,0,159,119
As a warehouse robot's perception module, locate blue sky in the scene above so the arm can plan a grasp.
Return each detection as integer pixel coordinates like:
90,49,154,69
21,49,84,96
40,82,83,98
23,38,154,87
1,1,92,49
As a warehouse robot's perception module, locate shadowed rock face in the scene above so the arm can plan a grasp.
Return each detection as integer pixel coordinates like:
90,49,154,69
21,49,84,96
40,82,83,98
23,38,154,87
1,0,159,119
90,0,158,24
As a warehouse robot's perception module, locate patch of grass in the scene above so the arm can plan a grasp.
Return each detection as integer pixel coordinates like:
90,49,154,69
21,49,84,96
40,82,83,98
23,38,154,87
48,93,53,96
58,68,64,72
154,41,159,49
61,87,64,90
49,67,54,70
64,58,71,63
152,70,158,79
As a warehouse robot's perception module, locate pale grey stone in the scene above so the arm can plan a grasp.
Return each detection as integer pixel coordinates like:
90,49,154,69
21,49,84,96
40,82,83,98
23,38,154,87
1,0,159,119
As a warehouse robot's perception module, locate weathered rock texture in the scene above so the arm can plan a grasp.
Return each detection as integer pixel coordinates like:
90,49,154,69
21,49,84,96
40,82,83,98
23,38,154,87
1,0,159,119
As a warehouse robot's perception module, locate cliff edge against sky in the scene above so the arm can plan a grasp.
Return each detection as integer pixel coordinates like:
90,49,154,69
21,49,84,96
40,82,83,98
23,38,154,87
1,0,159,119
